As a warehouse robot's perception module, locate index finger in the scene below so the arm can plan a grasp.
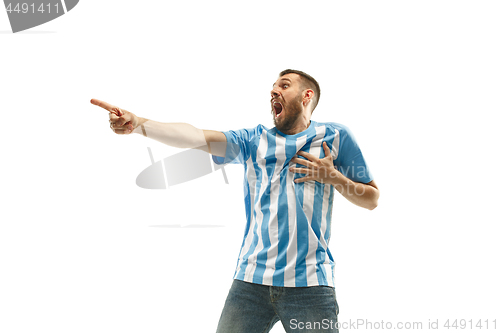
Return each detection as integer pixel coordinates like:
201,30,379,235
322,142,331,156
296,150,317,161
90,99,121,116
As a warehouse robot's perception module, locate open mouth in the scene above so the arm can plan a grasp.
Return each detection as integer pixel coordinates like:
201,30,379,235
273,101,284,118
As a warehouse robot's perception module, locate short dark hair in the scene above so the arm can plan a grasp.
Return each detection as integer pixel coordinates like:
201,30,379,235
279,69,321,113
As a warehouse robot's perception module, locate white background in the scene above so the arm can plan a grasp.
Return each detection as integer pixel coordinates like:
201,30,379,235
1,1,499,332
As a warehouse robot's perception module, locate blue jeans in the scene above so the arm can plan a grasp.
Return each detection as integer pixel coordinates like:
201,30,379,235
216,279,340,333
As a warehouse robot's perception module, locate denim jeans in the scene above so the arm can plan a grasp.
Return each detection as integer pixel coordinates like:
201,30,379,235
216,279,340,333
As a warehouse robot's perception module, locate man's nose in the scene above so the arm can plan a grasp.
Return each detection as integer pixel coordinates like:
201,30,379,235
270,89,279,98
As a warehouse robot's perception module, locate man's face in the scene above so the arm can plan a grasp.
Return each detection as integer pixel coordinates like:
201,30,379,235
271,74,305,132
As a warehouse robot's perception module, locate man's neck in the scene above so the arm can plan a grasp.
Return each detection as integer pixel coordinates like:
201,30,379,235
279,118,311,135
280,114,311,135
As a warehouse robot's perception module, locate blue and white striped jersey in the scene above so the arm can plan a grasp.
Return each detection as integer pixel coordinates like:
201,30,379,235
212,120,373,287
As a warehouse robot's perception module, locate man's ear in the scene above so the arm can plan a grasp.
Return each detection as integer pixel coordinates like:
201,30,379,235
302,89,314,105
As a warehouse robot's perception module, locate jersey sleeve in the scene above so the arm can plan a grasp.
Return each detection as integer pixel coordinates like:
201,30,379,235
211,125,261,165
334,125,374,184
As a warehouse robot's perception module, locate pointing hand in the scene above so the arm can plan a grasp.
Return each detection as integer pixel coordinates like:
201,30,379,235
91,98,139,135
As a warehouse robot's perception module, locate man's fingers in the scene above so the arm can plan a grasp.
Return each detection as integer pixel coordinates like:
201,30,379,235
323,142,331,156
109,113,119,122
113,128,132,135
294,176,313,183
296,150,317,162
291,157,313,168
110,113,132,127
91,98,113,111
90,98,122,116
111,107,123,117
110,125,133,135
110,120,133,129
289,167,312,175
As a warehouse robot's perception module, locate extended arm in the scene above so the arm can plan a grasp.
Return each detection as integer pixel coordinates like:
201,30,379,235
134,117,227,157
91,99,227,158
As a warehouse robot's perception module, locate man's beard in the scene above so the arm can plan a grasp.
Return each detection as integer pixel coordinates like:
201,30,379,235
272,94,303,133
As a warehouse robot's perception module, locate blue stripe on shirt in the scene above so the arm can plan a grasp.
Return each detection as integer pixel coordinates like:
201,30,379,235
253,132,276,284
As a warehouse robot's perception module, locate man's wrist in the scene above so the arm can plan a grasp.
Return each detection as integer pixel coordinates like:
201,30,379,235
137,117,148,126
132,117,149,135
326,167,344,186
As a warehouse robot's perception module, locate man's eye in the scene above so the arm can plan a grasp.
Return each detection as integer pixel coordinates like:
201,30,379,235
283,84,289,88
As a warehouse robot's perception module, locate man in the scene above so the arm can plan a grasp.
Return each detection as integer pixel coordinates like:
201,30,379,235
92,69,379,333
